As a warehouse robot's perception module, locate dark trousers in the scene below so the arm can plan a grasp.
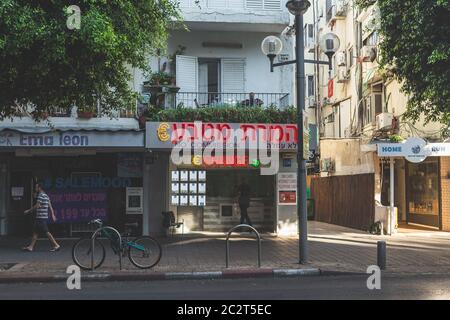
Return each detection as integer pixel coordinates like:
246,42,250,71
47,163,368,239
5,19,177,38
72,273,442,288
239,205,252,226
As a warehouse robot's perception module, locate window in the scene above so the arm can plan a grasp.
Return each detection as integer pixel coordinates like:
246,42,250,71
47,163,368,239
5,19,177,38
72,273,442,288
307,75,315,97
304,24,314,48
326,0,332,22
246,0,281,10
364,95,372,125
363,83,383,125
347,47,354,68
363,31,378,46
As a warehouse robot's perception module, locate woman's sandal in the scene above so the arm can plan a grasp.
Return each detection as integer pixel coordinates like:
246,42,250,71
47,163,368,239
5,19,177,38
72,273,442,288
21,247,33,252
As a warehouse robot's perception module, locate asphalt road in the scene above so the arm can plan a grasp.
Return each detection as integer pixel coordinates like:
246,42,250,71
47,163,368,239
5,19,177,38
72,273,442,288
1,273,450,300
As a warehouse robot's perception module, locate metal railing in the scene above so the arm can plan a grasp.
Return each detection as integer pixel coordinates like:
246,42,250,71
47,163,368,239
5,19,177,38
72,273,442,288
16,103,138,119
91,226,122,271
173,92,290,109
226,224,261,268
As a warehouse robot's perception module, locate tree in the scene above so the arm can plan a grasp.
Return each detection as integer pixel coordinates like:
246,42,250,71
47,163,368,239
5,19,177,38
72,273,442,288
0,0,181,119
377,0,450,125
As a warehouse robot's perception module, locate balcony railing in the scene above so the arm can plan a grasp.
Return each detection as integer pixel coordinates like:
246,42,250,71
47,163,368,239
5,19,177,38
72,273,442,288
26,104,138,118
173,92,290,109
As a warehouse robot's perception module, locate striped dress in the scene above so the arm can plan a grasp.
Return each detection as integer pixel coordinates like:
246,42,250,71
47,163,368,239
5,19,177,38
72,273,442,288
36,192,50,220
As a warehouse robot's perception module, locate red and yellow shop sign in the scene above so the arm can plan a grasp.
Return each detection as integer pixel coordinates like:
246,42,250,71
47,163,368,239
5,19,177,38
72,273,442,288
148,121,300,150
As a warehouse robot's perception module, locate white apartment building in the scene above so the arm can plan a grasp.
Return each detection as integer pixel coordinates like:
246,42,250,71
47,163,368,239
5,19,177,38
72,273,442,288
132,0,296,109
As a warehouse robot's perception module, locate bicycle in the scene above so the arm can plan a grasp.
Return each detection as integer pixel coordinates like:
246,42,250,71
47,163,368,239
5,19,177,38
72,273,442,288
72,219,162,270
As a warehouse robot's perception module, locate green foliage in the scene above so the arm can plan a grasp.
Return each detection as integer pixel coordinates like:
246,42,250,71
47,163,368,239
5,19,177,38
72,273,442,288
388,134,404,143
148,71,173,85
354,0,377,9
0,0,181,119
145,105,298,124
378,0,450,124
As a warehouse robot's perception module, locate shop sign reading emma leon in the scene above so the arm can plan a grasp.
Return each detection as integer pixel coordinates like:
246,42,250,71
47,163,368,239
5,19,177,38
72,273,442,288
0,130,144,148
378,137,450,163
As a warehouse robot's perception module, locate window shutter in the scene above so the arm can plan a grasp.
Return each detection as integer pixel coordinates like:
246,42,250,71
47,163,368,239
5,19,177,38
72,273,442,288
176,55,198,93
263,0,280,10
176,55,198,107
246,0,263,9
246,0,280,9
221,58,245,93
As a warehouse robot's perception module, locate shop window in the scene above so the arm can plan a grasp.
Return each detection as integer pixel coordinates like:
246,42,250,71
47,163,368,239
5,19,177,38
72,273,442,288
206,169,274,200
406,160,440,227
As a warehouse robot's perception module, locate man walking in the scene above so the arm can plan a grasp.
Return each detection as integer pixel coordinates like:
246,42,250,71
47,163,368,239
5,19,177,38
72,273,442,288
22,182,60,252
237,179,252,226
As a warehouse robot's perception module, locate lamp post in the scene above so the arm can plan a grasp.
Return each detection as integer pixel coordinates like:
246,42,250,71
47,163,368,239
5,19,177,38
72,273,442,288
261,0,339,264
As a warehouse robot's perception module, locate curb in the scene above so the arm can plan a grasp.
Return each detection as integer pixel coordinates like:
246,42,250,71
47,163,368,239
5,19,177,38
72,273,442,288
0,268,321,284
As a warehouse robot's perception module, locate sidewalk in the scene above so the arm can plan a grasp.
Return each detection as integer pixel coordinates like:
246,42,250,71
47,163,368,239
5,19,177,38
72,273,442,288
1,221,450,281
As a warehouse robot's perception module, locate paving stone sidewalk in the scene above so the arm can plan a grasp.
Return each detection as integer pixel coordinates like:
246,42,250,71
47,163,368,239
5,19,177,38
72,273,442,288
1,221,450,275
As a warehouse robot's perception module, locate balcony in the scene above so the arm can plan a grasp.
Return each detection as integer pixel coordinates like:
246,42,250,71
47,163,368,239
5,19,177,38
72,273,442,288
173,92,290,109
326,0,347,25
178,0,290,32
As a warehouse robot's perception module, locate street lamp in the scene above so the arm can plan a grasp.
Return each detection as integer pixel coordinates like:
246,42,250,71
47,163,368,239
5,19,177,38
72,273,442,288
261,0,339,264
319,32,340,76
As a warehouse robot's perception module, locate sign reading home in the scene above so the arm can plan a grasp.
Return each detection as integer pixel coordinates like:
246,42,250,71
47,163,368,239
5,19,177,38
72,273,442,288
0,130,144,148
378,137,450,163
146,121,300,150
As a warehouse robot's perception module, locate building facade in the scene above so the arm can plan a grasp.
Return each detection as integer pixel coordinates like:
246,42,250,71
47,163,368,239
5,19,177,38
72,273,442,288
0,111,146,237
306,0,449,232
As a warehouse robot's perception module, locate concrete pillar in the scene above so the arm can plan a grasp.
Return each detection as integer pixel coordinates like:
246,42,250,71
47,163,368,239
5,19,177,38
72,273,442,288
142,155,150,236
143,152,169,236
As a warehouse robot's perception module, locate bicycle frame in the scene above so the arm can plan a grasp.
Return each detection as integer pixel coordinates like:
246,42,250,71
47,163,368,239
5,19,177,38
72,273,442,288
97,226,146,253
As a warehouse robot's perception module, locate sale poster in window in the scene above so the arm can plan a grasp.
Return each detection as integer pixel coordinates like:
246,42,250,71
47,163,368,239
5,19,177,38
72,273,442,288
47,189,108,223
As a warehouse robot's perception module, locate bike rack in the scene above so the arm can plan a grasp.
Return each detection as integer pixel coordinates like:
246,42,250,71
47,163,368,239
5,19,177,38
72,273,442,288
226,224,261,268
91,226,122,271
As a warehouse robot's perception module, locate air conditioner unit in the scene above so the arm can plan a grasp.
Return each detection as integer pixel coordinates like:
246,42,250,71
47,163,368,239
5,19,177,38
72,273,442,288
306,40,315,53
307,96,317,108
320,158,336,173
336,51,346,67
376,112,394,131
335,0,348,17
337,66,350,83
361,45,377,62
328,0,347,24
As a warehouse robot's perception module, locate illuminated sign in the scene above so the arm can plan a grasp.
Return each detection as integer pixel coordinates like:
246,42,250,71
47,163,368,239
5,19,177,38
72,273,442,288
156,122,170,142
146,122,300,150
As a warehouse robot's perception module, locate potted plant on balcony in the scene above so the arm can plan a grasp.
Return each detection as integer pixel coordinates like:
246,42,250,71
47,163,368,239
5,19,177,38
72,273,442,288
76,104,96,119
148,71,172,86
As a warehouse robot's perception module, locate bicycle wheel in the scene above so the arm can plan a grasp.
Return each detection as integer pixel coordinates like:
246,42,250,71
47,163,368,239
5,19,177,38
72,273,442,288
128,236,162,269
72,238,106,270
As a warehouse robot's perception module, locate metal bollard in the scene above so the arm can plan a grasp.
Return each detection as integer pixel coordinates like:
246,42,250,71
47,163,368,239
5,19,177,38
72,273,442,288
377,240,386,270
